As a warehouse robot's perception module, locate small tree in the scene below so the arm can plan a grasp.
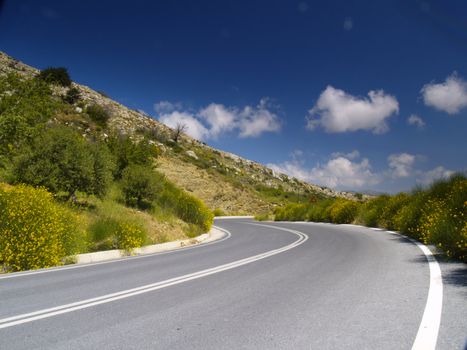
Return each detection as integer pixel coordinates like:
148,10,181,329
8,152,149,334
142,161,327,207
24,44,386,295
13,126,114,199
107,134,159,179
64,87,81,104
121,164,161,208
37,67,72,87
173,122,187,143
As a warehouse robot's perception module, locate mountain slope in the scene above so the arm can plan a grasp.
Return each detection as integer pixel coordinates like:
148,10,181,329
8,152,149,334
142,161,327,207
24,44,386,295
0,51,360,215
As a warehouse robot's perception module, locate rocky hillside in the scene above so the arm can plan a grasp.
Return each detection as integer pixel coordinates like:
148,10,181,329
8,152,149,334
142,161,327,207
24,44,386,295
0,51,361,214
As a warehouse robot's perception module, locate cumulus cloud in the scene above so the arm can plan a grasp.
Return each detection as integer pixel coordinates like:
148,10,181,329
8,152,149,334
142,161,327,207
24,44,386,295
331,150,360,160
309,156,379,188
268,151,381,190
421,73,467,114
407,114,425,128
388,153,416,178
159,111,209,140
417,166,455,185
198,103,237,138
237,98,281,137
307,86,399,134
156,98,281,141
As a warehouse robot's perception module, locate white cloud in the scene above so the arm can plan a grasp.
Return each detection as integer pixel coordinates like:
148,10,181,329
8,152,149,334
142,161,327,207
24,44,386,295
156,98,281,141
407,114,425,128
309,156,380,188
268,151,381,190
159,111,209,140
154,101,182,114
388,153,416,178
198,103,237,138
417,166,455,185
307,86,399,134
421,73,467,114
331,150,360,160
237,98,281,137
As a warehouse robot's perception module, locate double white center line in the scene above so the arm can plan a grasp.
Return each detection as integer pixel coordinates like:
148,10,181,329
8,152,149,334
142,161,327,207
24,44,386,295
0,224,308,329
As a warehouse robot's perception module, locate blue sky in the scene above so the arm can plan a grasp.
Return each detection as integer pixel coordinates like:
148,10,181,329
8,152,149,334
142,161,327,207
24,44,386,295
1,0,466,193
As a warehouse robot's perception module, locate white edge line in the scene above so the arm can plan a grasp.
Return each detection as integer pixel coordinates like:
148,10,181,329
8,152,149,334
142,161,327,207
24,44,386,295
0,223,308,329
280,221,443,350
407,236,443,350
0,226,231,280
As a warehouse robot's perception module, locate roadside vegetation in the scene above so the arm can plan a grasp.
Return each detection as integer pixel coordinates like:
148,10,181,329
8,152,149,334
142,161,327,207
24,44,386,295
0,69,213,272
272,174,467,262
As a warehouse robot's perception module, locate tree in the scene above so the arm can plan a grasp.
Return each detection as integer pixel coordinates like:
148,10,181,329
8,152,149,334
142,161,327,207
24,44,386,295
107,134,159,179
0,73,59,125
173,122,187,143
37,67,72,87
13,126,114,199
121,164,161,208
63,87,81,104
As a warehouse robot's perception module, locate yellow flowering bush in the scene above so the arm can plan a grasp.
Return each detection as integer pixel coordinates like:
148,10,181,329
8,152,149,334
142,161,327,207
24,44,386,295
378,193,410,230
416,177,466,261
271,174,466,262
114,222,146,251
329,199,361,224
158,180,213,232
0,183,81,272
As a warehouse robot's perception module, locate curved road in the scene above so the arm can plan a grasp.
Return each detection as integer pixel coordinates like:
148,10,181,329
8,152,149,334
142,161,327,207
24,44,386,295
0,218,465,349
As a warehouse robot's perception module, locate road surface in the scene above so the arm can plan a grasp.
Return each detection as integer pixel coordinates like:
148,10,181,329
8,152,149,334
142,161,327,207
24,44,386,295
0,218,465,349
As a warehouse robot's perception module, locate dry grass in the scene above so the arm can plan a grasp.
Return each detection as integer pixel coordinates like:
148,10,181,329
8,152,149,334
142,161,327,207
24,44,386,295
156,156,272,215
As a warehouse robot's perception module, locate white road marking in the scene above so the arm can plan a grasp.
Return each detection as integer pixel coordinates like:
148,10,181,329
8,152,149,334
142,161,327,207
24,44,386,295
291,221,444,350
0,224,308,329
405,237,443,350
0,226,231,280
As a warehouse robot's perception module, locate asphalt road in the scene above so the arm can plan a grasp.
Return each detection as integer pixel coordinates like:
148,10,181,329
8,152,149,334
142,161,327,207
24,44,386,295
0,218,465,349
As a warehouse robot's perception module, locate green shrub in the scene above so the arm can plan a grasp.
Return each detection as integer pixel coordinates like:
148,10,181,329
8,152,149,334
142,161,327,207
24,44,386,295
329,199,361,224
88,217,119,251
107,135,159,179
355,195,390,227
37,67,72,87
0,184,82,271
377,193,411,230
185,223,205,238
392,190,426,238
157,179,213,231
88,216,147,252
121,165,161,208
0,73,59,126
86,104,110,128
213,208,226,217
307,199,334,222
268,174,467,262
254,213,271,221
416,175,466,261
0,114,28,156
274,203,308,221
13,126,114,199
64,87,81,104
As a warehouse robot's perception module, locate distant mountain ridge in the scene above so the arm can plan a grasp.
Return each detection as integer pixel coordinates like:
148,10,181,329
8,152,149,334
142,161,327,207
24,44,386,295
0,51,362,214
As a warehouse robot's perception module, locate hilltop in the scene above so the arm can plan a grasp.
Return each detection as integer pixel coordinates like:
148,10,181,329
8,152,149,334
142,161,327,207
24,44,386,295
0,51,360,215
